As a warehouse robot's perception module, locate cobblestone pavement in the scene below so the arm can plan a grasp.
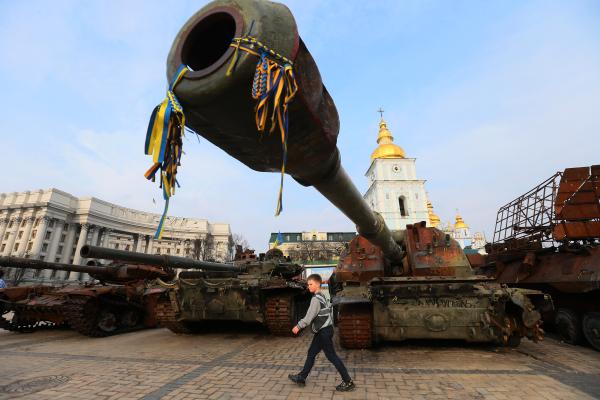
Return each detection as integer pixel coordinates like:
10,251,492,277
0,326,599,400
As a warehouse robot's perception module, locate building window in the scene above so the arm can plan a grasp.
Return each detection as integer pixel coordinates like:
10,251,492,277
176,249,180,254
34,219,40,227
60,234,66,243
13,243,19,252
55,257,61,263
166,248,171,254
21,219,26,227
125,245,130,251
71,248,76,256
0,244,4,252
45,231,51,240
27,242,32,251
8,221,13,228
31,230,37,239
399,197,408,216
48,220,55,228
17,231,23,239
4,233,8,240
41,243,48,252
185,249,190,255
114,244,119,249
312,235,317,241
58,245,63,255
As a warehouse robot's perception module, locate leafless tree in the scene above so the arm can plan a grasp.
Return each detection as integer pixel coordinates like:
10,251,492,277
231,233,249,259
192,233,214,261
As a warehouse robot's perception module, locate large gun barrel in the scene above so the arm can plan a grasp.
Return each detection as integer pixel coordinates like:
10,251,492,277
80,245,245,273
166,0,403,264
0,256,171,282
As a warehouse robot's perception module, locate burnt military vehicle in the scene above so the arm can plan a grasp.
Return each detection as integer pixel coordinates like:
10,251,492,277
147,0,550,347
81,245,310,335
0,251,173,336
484,165,600,350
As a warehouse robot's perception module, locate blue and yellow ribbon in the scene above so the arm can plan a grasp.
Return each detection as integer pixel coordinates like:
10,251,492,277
227,36,298,216
144,64,188,239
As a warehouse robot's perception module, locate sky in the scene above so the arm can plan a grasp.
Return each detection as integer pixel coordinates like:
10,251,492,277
1,0,599,250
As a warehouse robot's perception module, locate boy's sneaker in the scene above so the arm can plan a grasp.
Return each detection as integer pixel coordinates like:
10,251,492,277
288,374,306,386
336,380,355,392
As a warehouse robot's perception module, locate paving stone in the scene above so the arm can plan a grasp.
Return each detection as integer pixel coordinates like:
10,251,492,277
0,328,599,399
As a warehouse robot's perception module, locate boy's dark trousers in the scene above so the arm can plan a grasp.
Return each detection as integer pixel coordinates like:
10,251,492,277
299,325,351,382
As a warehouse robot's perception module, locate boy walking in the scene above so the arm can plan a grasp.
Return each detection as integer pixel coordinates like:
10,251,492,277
288,274,355,391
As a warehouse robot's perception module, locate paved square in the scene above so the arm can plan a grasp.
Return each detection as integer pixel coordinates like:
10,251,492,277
1,326,599,399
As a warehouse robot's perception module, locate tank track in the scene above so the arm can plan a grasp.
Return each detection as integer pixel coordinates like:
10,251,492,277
65,296,144,337
338,304,373,349
154,297,194,334
0,299,66,333
264,295,295,336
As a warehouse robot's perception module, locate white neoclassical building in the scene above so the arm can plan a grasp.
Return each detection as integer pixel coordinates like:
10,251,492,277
363,118,429,230
0,189,232,283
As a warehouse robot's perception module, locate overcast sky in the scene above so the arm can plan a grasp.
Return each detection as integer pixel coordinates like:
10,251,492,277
1,0,598,250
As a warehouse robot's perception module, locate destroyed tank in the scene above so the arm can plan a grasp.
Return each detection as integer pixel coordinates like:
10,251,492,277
153,0,551,348
81,245,310,335
483,165,600,350
0,251,173,336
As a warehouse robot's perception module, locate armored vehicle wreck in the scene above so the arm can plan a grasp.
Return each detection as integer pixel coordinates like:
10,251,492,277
0,250,173,336
484,165,600,350
145,0,550,348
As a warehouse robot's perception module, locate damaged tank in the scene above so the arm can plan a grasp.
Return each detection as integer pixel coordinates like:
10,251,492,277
0,251,173,336
484,165,600,350
151,0,550,347
82,245,310,335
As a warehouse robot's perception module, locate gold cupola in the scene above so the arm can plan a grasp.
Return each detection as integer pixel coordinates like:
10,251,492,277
454,214,469,230
427,201,441,228
371,118,406,160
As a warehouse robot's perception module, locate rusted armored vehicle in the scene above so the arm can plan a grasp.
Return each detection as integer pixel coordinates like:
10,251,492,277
484,165,600,350
0,250,173,336
146,0,550,347
82,244,310,335
158,248,309,335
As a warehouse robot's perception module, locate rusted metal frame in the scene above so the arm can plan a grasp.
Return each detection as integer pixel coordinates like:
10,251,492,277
493,172,563,250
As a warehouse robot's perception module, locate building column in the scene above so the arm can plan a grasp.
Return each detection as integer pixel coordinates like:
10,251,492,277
89,226,100,247
17,216,35,257
146,235,153,254
58,223,77,279
3,217,22,256
71,223,90,269
102,228,112,248
43,221,65,279
134,234,143,252
0,218,9,247
30,216,49,258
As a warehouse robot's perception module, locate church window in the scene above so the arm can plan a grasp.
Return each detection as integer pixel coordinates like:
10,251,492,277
398,197,408,216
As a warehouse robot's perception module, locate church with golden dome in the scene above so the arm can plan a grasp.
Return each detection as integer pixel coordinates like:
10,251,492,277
363,116,429,230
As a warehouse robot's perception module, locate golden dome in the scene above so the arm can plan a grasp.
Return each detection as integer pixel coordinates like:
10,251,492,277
427,201,441,228
371,119,406,160
454,214,469,230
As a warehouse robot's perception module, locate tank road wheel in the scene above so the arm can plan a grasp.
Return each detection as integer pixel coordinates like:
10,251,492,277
65,297,115,337
154,297,194,334
264,295,295,336
338,304,373,349
555,308,582,345
582,312,600,351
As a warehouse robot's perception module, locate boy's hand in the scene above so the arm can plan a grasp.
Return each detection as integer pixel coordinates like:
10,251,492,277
292,326,300,335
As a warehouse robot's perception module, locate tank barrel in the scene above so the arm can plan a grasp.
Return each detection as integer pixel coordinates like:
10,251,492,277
80,246,245,273
0,256,110,275
162,0,404,263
